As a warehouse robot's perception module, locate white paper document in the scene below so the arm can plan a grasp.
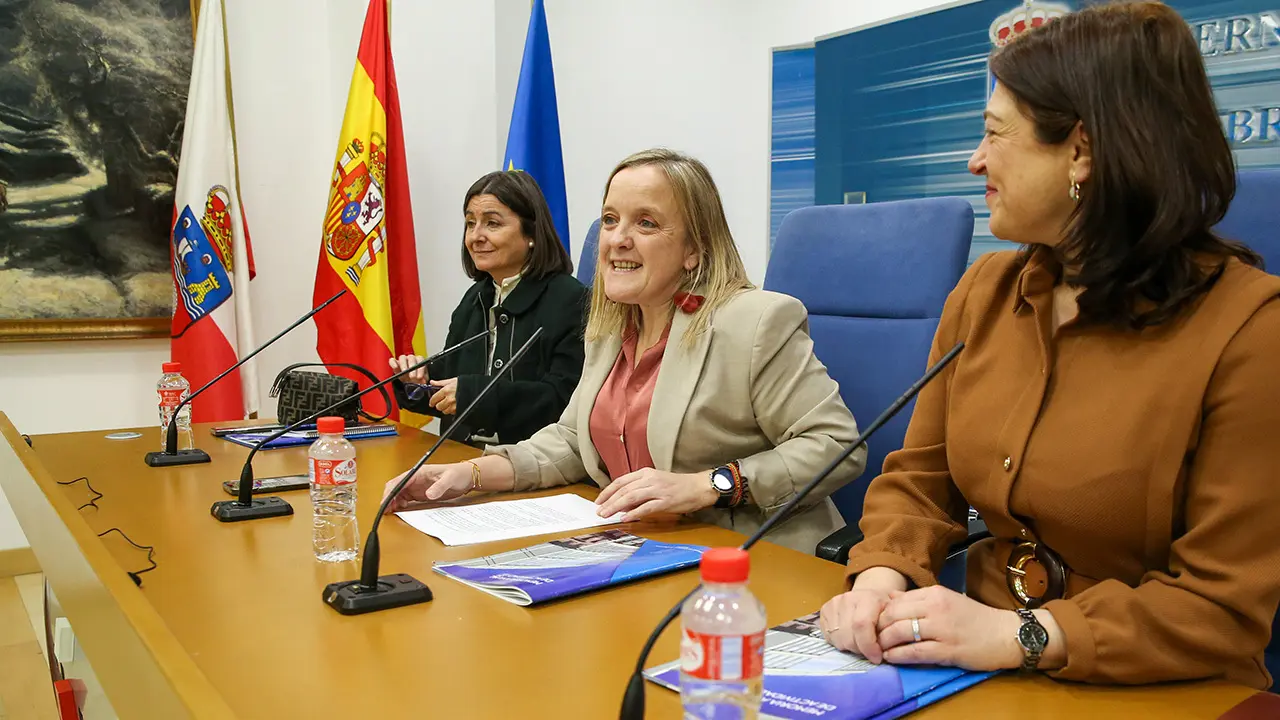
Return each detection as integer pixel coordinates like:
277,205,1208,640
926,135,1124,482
395,494,624,546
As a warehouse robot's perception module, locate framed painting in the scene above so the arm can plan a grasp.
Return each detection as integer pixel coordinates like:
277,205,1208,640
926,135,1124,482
0,0,195,342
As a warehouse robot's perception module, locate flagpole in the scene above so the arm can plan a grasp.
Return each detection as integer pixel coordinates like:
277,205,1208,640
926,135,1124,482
190,0,200,41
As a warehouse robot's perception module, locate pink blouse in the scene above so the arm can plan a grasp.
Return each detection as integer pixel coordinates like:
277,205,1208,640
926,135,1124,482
588,321,672,479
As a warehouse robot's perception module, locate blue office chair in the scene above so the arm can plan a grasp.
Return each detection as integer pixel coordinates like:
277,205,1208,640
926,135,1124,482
1215,168,1280,689
763,198,973,533
577,218,601,285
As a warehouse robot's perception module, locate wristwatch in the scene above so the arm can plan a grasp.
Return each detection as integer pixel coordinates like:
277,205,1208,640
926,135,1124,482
709,466,736,508
1015,608,1048,672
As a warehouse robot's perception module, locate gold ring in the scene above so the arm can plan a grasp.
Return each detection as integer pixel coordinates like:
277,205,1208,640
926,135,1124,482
911,617,922,643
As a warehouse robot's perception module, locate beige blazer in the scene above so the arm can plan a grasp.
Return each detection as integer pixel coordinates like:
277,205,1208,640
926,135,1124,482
484,289,867,554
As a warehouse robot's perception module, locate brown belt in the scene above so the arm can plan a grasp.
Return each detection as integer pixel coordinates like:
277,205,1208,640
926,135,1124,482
1005,541,1068,609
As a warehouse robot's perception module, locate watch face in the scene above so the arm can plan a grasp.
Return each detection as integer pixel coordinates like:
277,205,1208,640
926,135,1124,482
711,470,734,493
1018,622,1049,652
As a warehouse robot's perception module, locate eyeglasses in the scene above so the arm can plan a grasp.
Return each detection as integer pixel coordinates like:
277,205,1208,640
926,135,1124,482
403,383,438,403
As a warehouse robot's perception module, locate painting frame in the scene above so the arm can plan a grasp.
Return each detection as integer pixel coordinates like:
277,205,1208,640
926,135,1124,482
0,0,201,343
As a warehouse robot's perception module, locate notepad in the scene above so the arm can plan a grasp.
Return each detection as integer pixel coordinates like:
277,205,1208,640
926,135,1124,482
220,423,398,449
433,529,705,606
395,494,625,546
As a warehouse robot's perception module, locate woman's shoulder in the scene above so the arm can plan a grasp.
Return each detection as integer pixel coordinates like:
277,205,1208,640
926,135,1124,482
714,288,803,323
1209,256,1280,305
1190,256,1280,333
706,290,812,344
538,272,590,300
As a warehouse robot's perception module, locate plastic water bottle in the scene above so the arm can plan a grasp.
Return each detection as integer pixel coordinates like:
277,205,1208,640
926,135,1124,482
309,416,359,562
680,547,767,720
157,361,193,451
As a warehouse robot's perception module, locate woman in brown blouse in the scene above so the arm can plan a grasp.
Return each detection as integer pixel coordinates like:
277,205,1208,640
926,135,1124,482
819,1,1280,689
383,149,866,554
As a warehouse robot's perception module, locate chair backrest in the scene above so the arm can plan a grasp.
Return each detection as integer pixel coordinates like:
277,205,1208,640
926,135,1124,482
763,198,973,524
1214,169,1280,273
1217,168,1280,690
577,218,601,285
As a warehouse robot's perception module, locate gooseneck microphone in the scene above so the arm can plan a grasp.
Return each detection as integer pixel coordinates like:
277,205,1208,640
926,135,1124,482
145,290,348,468
209,329,489,523
322,327,545,615
618,342,965,720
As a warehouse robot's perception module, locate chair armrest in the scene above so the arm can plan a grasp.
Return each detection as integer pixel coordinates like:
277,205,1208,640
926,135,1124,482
945,530,991,560
815,526,864,564
816,523,992,566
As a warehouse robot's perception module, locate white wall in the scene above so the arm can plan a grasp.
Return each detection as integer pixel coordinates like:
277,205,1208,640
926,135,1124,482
1,0,956,551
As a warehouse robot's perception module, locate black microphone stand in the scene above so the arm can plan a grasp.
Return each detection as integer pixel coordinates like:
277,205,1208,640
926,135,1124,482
209,329,488,522
145,290,348,467
618,342,965,720
323,328,545,615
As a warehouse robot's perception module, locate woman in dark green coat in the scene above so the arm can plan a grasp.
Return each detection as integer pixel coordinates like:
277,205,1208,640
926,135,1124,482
390,170,588,447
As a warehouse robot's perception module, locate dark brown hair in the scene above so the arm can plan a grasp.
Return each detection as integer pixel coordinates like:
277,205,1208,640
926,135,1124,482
461,170,572,281
990,0,1260,329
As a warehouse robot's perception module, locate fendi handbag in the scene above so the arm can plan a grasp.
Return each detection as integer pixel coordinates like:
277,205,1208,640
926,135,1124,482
269,362,392,426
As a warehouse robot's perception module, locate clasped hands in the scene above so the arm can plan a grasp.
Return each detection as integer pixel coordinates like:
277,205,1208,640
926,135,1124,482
819,584,1025,672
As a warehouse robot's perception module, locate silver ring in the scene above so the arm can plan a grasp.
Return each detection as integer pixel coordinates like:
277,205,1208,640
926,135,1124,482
911,617,922,643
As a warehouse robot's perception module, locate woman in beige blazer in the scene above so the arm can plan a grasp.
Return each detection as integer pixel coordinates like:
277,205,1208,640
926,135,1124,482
383,149,866,554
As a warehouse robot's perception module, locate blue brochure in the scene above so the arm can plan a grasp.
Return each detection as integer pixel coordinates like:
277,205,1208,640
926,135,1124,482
432,529,705,606
644,611,996,720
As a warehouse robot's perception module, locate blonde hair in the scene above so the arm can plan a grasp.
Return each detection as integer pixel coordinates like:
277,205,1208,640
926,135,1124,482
586,148,754,346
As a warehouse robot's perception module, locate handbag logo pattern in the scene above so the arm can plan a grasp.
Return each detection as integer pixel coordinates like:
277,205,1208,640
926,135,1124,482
277,371,359,425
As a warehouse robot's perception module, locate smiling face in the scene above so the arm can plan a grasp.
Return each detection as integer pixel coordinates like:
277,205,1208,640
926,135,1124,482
598,165,698,312
969,83,1086,248
464,194,530,282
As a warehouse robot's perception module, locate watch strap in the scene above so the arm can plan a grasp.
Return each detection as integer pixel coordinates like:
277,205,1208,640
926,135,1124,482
710,462,746,509
1016,608,1045,672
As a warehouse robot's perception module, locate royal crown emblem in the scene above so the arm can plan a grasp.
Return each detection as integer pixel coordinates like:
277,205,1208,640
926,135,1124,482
989,0,1071,47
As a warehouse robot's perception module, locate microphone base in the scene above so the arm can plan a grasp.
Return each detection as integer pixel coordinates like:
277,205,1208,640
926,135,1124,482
210,496,293,522
323,574,433,615
144,448,211,467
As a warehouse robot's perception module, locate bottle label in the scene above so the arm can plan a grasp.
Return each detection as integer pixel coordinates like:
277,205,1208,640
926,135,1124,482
159,388,186,409
680,628,764,681
310,458,356,487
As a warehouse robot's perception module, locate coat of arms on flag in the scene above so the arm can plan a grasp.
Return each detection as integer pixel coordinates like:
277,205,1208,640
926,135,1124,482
173,186,236,323
325,135,388,287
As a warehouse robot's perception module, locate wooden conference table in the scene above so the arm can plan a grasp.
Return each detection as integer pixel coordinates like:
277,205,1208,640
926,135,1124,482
0,414,1265,719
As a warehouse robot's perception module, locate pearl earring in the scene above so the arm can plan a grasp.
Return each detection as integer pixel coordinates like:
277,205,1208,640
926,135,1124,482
1069,171,1081,203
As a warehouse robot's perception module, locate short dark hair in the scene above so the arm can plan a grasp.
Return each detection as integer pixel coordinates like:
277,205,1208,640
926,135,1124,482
460,170,572,281
990,0,1261,329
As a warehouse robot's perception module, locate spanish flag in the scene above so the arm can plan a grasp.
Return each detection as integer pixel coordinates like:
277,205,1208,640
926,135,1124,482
313,0,426,426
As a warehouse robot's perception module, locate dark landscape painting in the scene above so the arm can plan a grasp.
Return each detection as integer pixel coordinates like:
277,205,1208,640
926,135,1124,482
0,0,192,340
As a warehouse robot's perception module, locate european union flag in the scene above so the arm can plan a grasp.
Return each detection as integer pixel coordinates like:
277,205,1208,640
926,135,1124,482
504,0,570,254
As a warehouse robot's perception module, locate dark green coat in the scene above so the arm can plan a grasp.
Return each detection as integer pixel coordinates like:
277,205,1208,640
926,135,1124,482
393,272,589,445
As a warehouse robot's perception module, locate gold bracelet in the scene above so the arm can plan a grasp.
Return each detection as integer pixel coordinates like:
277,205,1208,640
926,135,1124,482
467,461,482,492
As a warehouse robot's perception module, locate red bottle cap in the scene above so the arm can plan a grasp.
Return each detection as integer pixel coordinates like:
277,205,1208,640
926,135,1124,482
162,362,181,373
700,547,750,584
316,416,345,435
